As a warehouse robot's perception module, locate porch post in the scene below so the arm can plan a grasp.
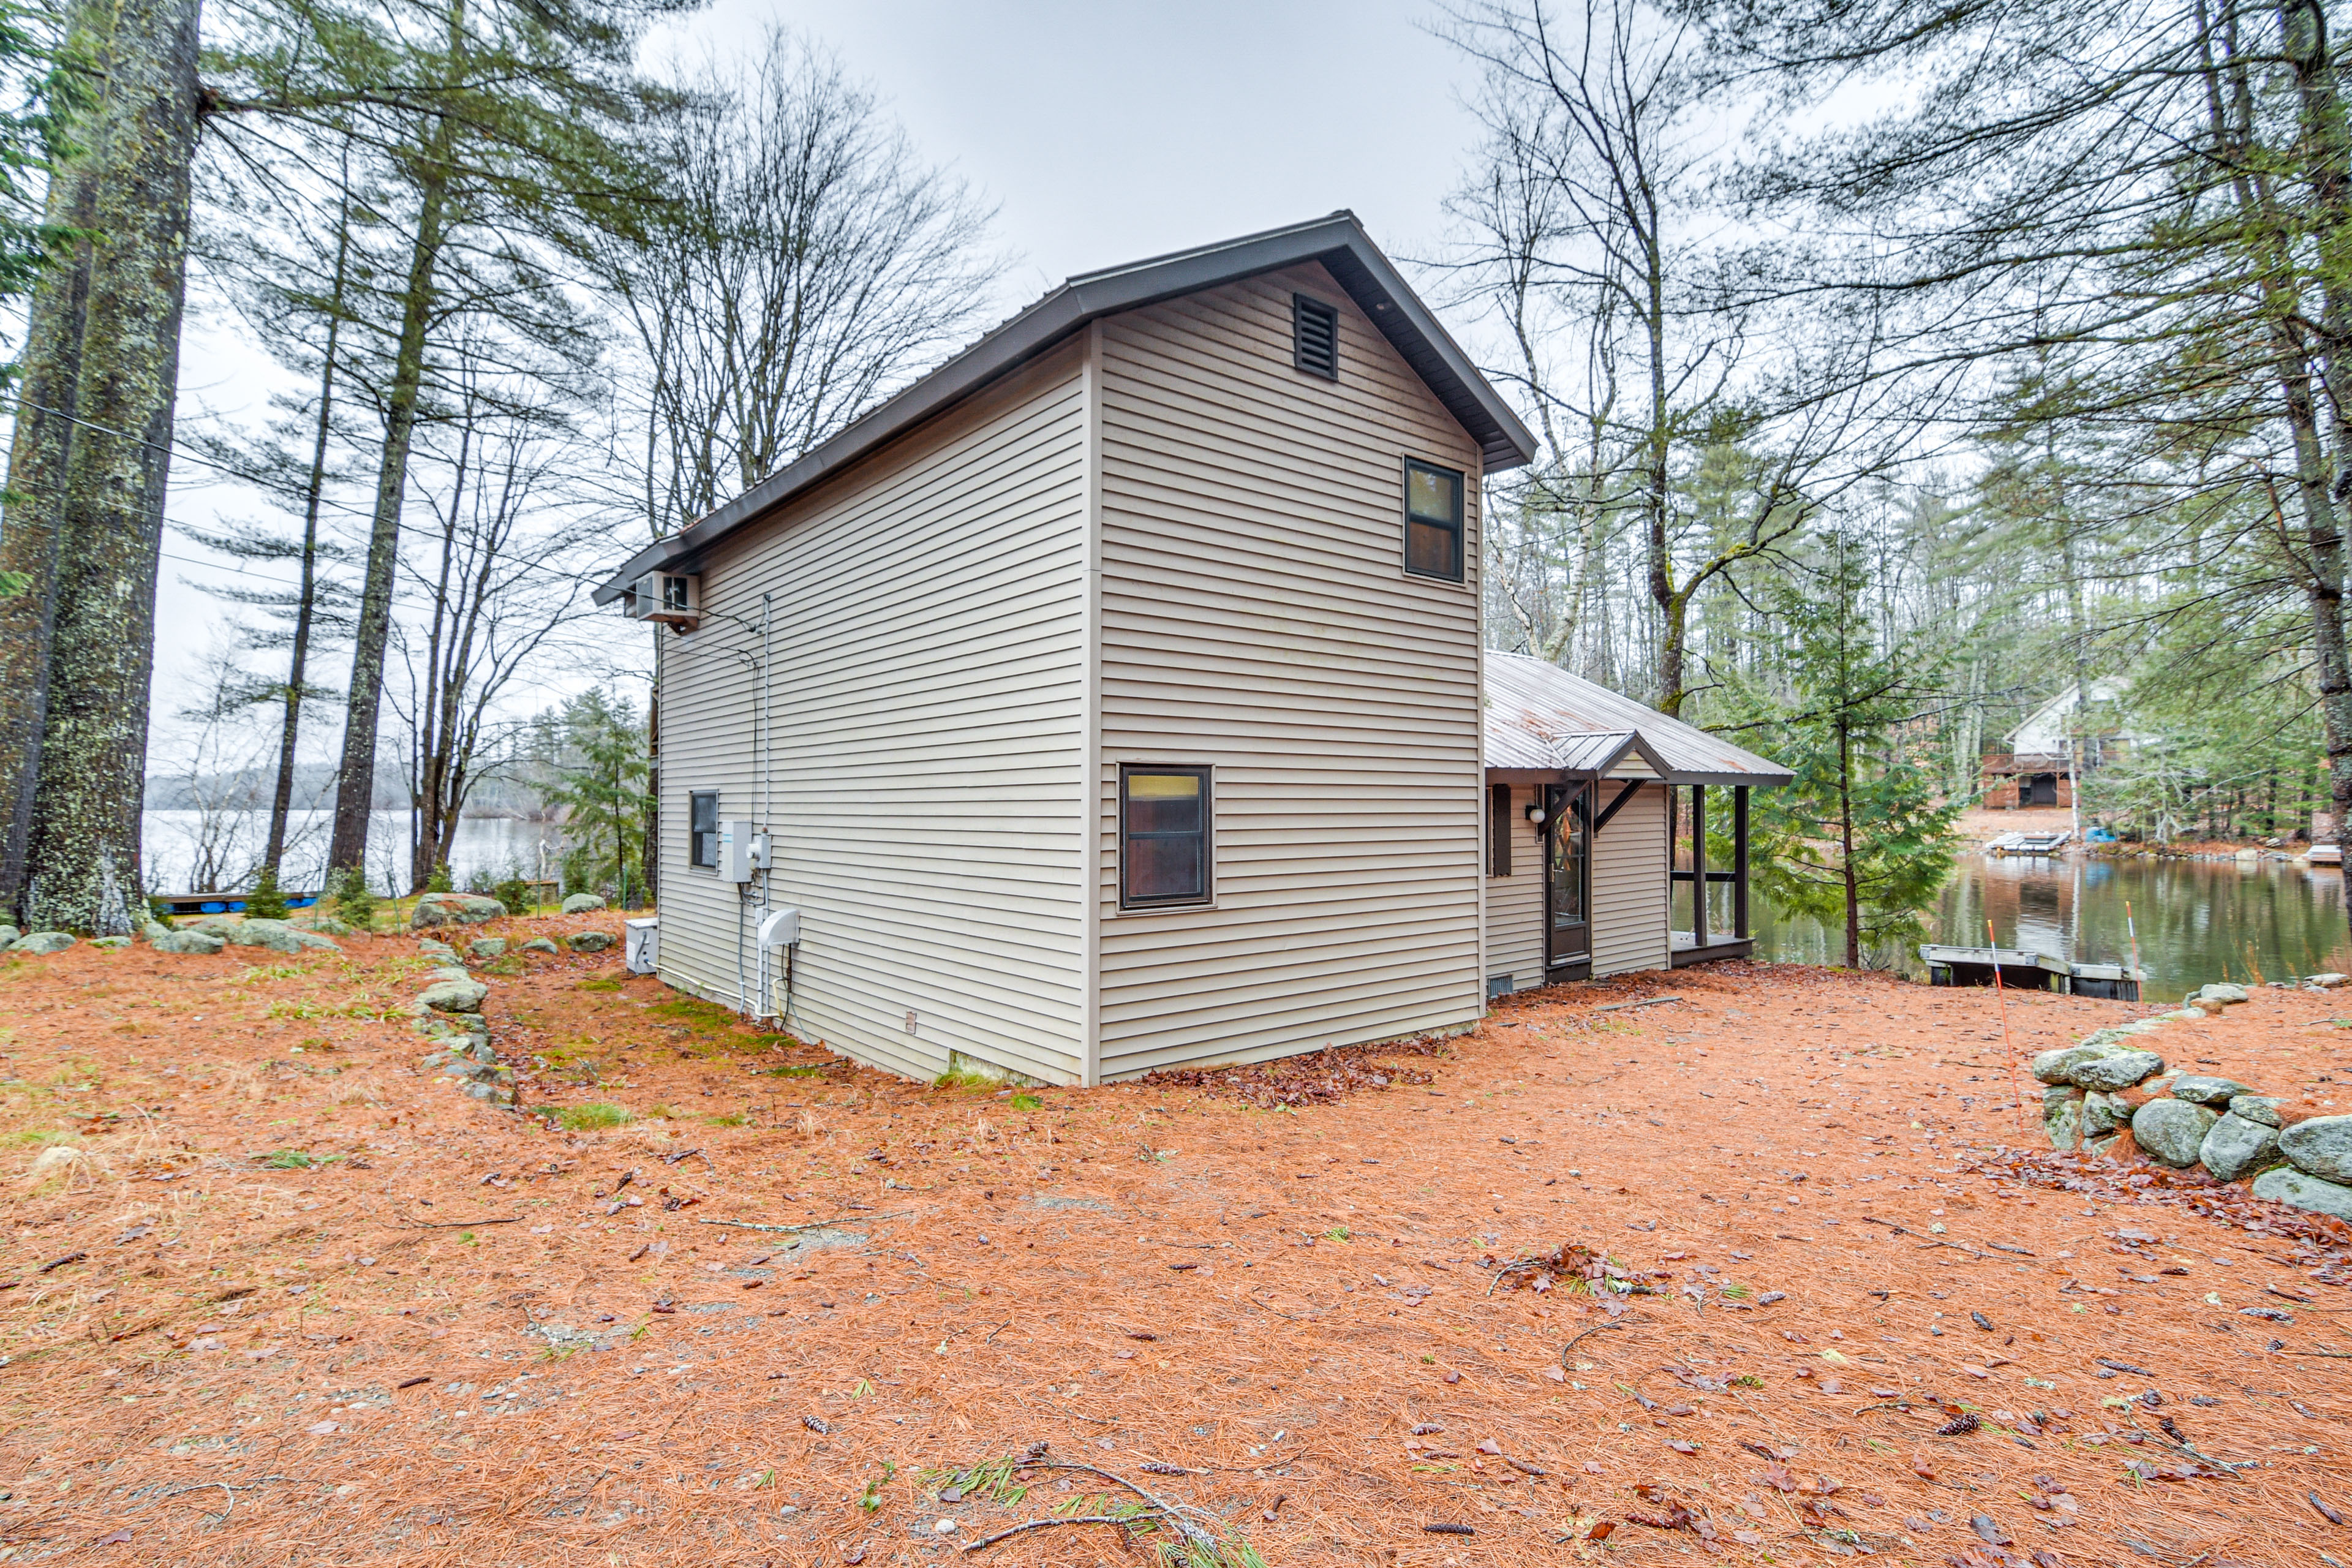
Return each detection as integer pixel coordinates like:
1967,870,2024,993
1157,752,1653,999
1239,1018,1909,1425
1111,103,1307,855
1691,785,1709,948
1733,785,1751,940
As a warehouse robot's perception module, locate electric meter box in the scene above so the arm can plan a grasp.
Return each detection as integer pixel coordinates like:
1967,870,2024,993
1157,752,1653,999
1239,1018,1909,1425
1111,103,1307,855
717,820,755,882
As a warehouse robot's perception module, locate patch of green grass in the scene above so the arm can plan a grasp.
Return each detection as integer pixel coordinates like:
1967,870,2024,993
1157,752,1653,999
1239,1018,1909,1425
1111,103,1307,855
643,1103,679,1120
1322,1226,1351,1243
932,1068,996,1090
649,995,738,1030
2,1128,75,1148
766,1063,827,1079
573,976,625,993
257,1148,337,1170
1008,1093,1042,1110
556,1102,632,1131
704,1111,745,1127
235,964,306,984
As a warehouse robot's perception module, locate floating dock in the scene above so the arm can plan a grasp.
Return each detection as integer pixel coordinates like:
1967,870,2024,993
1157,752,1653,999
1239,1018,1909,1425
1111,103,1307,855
1986,831,2073,856
1918,944,2142,1000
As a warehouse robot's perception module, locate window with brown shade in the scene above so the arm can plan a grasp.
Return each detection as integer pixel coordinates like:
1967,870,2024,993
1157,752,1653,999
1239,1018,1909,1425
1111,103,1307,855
1120,766,1211,908
1404,459,1464,582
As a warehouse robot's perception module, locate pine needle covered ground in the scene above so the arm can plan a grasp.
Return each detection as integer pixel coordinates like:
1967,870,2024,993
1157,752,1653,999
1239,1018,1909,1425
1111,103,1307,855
1,924,2347,1566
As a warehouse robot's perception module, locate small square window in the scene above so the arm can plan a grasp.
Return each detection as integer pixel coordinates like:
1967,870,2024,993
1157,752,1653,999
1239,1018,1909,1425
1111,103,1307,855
1404,459,1465,582
1120,765,1212,908
688,790,720,870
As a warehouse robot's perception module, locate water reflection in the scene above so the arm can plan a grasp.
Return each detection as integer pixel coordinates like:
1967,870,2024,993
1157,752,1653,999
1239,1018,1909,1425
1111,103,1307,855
1749,853,2352,999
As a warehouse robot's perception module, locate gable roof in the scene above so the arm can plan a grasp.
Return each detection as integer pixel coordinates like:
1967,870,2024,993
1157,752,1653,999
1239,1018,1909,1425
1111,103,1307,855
593,212,1538,604
1485,653,1795,787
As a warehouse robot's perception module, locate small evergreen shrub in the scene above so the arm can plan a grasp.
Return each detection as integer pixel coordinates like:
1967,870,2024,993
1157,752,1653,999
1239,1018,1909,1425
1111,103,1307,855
424,862,453,894
243,865,290,921
494,876,534,915
333,867,380,930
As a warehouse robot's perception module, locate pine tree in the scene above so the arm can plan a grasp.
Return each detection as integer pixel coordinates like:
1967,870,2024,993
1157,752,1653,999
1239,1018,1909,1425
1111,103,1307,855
243,864,290,920
543,688,651,905
0,0,203,935
1724,530,1963,967
198,0,692,883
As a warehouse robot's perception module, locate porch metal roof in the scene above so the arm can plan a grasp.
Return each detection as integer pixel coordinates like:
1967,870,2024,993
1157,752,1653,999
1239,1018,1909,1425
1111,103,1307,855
1484,653,1794,788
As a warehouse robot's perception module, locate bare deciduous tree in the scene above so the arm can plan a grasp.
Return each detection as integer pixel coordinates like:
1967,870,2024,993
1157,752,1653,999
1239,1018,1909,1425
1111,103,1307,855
391,362,600,888
1439,0,1905,717
603,28,1001,541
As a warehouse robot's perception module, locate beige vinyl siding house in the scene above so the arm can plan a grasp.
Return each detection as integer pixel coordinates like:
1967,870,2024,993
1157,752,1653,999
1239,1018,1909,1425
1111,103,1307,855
649,343,1092,1085
1095,260,1487,1079
595,214,1789,1085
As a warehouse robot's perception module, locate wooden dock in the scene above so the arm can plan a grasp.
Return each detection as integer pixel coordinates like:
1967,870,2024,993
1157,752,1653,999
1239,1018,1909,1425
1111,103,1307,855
1986,831,2072,856
1918,944,2142,1000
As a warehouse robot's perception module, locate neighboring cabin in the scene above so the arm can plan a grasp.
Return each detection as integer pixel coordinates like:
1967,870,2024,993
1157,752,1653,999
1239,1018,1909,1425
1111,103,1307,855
1979,678,2135,809
594,214,1790,1086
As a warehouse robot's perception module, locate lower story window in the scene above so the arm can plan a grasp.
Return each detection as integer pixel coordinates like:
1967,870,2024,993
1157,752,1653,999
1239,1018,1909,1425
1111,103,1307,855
1121,765,1211,908
689,790,719,869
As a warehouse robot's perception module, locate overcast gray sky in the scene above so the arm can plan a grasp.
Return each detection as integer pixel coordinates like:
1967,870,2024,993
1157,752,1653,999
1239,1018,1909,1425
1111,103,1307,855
701,0,1485,306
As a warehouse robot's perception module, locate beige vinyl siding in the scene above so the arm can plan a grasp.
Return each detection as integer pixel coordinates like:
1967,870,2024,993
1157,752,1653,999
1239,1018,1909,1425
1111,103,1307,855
1485,784,1544,990
1093,261,1486,1078
654,341,1091,1084
1591,782,1668,976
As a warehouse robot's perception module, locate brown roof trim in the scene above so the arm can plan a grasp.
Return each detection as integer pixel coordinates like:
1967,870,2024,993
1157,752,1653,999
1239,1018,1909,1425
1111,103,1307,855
592,211,1538,603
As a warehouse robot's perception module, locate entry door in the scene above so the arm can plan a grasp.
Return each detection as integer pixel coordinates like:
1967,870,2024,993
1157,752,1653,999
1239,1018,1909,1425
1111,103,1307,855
1545,782,1591,970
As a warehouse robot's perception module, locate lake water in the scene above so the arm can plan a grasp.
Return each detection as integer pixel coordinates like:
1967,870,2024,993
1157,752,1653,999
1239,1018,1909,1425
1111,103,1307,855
140,810,561,897
1746,851,2352,1000
142,810,2352,998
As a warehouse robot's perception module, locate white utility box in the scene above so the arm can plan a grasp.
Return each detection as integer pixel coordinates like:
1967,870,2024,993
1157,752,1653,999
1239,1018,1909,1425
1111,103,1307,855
624,916,658,974
717,820,755,882
757,906,800,949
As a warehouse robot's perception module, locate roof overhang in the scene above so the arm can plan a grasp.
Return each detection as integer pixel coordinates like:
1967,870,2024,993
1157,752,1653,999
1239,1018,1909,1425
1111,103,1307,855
1485,731,1671,780
594,211,1539,605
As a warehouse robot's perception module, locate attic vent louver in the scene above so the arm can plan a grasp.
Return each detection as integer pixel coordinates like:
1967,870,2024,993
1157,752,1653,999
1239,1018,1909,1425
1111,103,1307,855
1292,294,1339,380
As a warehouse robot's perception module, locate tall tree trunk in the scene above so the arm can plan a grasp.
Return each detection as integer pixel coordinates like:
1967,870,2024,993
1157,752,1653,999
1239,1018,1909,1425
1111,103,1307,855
20,0,203,933
265,154,355,876
1642,234,1681,712
327,0,463,881
2207,0,2352,927
0,0,116,922
2275,0,2352,927
1839,714,1860,969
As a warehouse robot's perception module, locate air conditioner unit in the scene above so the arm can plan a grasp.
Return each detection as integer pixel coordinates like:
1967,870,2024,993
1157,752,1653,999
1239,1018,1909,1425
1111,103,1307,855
626,571,701,629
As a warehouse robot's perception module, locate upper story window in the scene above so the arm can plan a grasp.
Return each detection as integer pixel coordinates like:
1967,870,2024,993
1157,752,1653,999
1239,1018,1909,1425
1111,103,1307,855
1120,765,1212,908
1292,294,1339,380
689,790,720,869
1404,459,1465,583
